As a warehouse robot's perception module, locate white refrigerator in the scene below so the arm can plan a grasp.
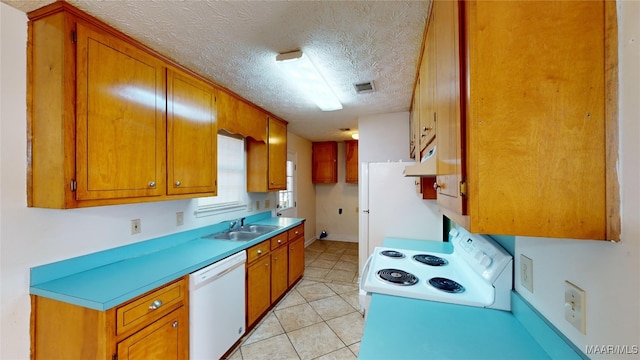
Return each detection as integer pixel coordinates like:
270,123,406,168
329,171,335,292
358,161,443,273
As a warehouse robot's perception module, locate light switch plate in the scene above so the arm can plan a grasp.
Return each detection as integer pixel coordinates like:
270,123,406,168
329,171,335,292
520,255,533,293
564,280,586,334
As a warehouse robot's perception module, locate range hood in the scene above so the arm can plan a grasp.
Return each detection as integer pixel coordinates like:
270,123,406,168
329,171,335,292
404,144,436,177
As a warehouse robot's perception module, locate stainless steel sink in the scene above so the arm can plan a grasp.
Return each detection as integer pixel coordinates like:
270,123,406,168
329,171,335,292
202,224,280,242
237,224,280,234
203,231,261,242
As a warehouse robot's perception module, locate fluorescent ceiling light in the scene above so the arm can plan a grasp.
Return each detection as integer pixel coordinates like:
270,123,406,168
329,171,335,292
276,50,343,112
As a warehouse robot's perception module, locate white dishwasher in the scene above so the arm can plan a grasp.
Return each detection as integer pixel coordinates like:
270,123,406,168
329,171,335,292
189,250,246,360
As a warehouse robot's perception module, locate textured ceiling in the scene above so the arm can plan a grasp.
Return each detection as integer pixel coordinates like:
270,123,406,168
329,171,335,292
4,0,430,142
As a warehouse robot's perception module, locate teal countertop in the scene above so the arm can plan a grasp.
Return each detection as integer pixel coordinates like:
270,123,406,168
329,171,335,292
358,237,584,359
30,212,304,311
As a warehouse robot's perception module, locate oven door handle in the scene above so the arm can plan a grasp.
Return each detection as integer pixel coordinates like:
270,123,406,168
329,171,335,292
359,254,374,293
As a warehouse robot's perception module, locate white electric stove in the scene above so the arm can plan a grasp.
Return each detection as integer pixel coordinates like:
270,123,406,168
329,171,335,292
359,228,513,316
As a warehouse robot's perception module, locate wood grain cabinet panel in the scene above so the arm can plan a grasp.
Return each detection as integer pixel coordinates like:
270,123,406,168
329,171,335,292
345,140,358,184
247,117,288,192
246,223,305,330
27,2,222,208
246,242,271,328
75,22,167,201
427,0,619,240
30,278,188,360
167,68,217,196
312,141,338,183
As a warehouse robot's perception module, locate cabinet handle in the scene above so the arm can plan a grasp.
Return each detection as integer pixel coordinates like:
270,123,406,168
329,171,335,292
277,239,282,244
294,231,299,235
265,263,269,267
257,249,263,255
148,181,156,188
148,300,163,310
433,182,441,191
175,180,181,186
172,321,178,328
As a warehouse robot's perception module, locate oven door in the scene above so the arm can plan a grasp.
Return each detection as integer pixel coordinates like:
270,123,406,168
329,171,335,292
358,254,374,319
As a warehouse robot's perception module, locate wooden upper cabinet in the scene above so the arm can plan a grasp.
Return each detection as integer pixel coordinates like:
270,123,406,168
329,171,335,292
431,0,619,240
312,142,338,183
75,22,167,201
345,140,358,184
167,68,217,196
247,117,287,192
218,90,267,142
27,2,225,208
268,118,287,190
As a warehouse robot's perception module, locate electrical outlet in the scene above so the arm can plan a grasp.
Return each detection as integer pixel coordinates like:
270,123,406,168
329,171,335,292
565,280,586,334
255,200,260,210
265,199,271,208
520,254,533,293
176,212,184,226
131,219,141,234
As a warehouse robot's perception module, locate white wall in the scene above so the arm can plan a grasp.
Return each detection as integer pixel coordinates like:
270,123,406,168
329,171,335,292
0,5,270,358
514,1,640,357
315,141,359,242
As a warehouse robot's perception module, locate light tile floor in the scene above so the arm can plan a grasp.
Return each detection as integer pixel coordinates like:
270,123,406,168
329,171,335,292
227,240,363,360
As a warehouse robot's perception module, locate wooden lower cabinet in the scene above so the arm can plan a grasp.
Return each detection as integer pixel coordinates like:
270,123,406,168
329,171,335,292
117,307,188,360
246,223,305,329
31,278,188,360
246,257,271,327
271,245,289,301
288,224,305,287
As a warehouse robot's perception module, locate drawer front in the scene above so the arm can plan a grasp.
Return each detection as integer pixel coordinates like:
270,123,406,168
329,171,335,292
288,223,304,240
270,232,288,250
116,278,185,336
247,240,270,263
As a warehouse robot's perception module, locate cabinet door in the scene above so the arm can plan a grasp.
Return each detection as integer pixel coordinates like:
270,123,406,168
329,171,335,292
246,258,271,327
167,69,217,195
271,246,288,301
419,27,436,155
434,0,465,215
312,142,338,183
268,118,287,190
410,79,420,159
345,140,358,184
117,306,188,360
75,22,166,200
288,236,305,287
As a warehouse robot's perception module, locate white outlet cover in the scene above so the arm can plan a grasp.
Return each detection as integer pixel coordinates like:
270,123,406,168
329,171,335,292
564,280,586,334
520,254,533,293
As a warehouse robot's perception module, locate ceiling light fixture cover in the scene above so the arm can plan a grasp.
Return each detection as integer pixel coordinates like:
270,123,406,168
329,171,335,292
276,50,343,112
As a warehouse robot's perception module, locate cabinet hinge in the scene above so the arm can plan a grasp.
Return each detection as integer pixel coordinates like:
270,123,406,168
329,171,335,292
71,30,77,43
460,180,467,197
70,180,77,192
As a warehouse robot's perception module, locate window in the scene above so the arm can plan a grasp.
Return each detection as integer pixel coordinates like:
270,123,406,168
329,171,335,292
197,135,246,215
278,159,295,210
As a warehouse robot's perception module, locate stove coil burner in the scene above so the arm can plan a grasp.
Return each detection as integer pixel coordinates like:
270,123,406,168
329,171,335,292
428,277,465,293
413,254,448,266
380,250,405,258
377,269,418,286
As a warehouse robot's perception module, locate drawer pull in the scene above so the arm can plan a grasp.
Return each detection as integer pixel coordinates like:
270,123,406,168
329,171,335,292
148,300,163,310
277,239,282,244
172,321,178,328
148,181,156,188
257,249,263,255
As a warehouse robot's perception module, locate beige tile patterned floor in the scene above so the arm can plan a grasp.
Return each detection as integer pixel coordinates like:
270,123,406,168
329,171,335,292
226,240,363,360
